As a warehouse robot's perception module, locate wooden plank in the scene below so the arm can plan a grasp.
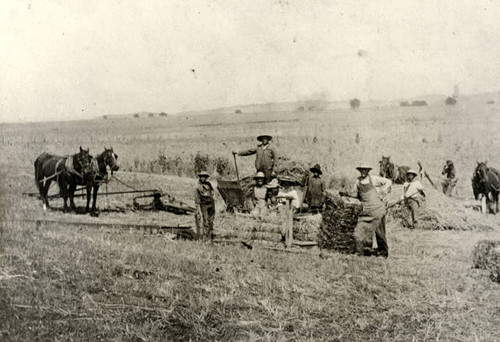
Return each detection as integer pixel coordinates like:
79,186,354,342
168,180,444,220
292,241,318,247
285,199,293,248
11,219,192,232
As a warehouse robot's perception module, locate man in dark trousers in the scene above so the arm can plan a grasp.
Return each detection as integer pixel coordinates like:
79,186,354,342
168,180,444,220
233,134,278,183
194,171,215,241
441,160,457,196
304,163,326,212
340,164,392,257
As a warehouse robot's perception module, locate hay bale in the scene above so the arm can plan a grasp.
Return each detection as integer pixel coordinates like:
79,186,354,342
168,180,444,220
472,240,500,269
489,246,500,283
318,191,362,253
471,240,500,283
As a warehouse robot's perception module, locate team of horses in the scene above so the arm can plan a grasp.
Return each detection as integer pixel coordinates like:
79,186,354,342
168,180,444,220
34,147,119,215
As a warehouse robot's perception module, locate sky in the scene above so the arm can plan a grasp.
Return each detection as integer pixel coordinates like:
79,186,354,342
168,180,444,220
1,0,500,123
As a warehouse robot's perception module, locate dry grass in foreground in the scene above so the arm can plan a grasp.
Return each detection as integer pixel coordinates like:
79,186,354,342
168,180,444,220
1,220,500,341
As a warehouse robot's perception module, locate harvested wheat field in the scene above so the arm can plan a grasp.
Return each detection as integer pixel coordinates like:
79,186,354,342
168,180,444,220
2,100,500,341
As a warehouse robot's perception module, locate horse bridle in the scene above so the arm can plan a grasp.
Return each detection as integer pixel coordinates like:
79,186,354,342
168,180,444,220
92,150,118,182
76,152,92,177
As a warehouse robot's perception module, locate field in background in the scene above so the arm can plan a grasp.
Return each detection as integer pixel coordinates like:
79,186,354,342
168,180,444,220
2,101,500,341
2,100,500,194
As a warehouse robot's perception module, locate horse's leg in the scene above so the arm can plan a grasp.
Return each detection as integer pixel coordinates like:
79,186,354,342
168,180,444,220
85,184,92,213
487,192,495,214
495,192,499,213
58,178,69,212
41,179,52,210
480,194,488,215
69,183,77,211
92,184,99,214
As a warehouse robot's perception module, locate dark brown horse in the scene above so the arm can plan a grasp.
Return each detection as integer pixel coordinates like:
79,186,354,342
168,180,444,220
86,148,119,215
379,156,410,184
472,161,500,214
34,147,92,211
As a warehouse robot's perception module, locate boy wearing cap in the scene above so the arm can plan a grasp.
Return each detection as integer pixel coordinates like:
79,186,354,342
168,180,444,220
340,164,392,257
265,178,280,208
402,169,425,229
251,172,269,217
233,135,278,183
194,171,215,240
304,164,326,212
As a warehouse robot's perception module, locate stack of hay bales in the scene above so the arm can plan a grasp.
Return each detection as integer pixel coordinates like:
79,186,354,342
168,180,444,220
318,191,362,253
472,240,500,283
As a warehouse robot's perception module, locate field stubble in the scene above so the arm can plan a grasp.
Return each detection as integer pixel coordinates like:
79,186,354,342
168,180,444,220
2,104,500,340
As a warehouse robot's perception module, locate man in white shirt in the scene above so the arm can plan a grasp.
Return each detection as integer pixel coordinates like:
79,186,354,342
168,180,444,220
277,176,300,241
402,169,425,229
341,164,392,257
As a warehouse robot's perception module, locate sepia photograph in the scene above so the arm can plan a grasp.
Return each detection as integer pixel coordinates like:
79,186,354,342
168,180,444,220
1,1,500,341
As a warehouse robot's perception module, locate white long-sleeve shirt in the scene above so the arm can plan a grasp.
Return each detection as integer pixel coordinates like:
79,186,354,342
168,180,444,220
351,175,392,198
277,188,300,209
402,180,424,200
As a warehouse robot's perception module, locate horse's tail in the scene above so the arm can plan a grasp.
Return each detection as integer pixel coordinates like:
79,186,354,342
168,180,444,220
34,154,44,194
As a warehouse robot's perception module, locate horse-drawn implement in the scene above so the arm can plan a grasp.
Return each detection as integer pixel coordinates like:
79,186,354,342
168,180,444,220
28,147,196,217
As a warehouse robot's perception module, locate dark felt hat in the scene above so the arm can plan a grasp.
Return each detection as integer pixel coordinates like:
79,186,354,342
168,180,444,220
257,135,272,142
310,164,322,174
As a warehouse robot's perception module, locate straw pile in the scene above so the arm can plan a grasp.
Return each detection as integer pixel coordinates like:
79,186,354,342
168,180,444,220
471,240,500,283
387,187,493,231
275,159,309,185
317,191,362,253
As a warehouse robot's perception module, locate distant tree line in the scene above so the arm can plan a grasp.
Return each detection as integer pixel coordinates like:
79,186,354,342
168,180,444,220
400,100,428,107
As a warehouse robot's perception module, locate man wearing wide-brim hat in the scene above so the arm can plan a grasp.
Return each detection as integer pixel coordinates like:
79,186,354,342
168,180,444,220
304,163,326,211
402,169,425,229
194,171,215,241
233,134,278,183
340,163,392,257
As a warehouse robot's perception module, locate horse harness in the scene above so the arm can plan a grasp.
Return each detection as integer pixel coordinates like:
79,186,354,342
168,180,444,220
38,155,85,184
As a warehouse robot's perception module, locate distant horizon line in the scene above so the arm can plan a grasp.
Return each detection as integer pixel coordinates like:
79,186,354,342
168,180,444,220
1,89,499,125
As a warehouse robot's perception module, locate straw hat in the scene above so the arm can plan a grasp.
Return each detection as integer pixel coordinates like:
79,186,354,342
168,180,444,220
253,171,265,179
278,176,297,185
265,178,279,188
356,164,372,171
406,169,418,176
197,171,210,177
257,134,272,142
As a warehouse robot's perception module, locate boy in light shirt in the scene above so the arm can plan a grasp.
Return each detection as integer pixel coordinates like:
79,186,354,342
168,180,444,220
402,169,426,229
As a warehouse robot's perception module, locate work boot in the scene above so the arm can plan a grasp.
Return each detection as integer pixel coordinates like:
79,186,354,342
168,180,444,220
376,250,389,258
